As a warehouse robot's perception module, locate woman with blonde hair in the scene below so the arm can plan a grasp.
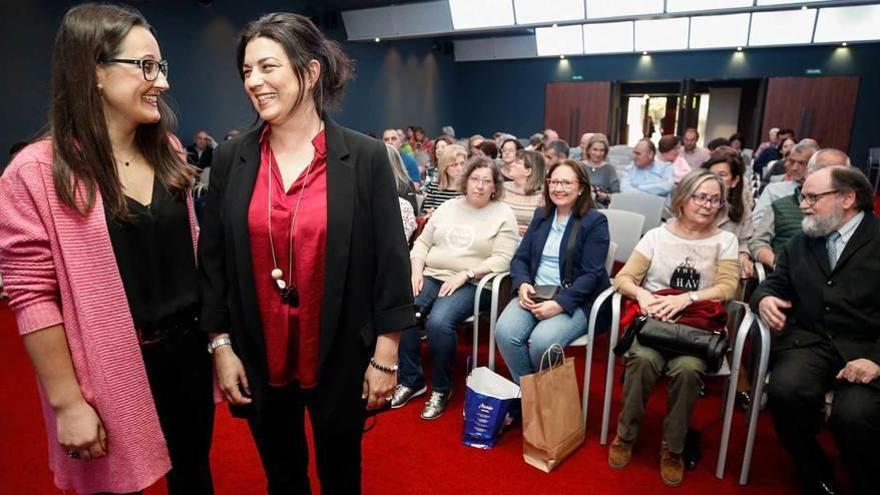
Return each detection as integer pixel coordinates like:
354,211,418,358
581,133,619,207
386,144,418,240
421,144,466,214
608,169,739,487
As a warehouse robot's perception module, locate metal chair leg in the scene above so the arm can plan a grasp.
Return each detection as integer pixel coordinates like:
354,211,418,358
599,292,622,446
739,318,771,485
582,286,616,427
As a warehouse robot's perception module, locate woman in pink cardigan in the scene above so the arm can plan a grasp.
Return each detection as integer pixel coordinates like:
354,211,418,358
0,4,214,494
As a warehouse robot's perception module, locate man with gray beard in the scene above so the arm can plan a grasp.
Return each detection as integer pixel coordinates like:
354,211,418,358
751,166,880,495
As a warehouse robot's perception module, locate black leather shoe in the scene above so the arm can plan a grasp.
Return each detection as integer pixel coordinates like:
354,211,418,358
812,479,839,495
735,391,752,411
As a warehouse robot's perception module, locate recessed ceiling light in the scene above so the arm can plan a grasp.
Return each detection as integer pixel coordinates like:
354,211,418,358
374,37,380,42
642,51,649,55
841,42,848,46
801,5,807,10
736,46,743,51
552,23,558,28
560,54,566,59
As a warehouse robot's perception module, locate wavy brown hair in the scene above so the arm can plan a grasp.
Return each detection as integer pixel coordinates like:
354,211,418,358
50,3,193,219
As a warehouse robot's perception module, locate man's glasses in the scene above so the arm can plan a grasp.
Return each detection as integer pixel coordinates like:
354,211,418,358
798,190,838,206
101,58,168,81
691,193,724,208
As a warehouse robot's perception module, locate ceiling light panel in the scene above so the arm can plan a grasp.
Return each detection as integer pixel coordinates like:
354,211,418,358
635,17,690,51
583,21,634,54
586,0,664,19
749,8,817,46
536,24,584,56
814,5,880,43
689,13,751,49
449,0,515,30
514,0,585,24
667,0,753,13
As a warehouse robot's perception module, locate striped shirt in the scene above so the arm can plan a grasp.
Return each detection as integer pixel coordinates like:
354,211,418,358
421,181,461,214
501,182,543,236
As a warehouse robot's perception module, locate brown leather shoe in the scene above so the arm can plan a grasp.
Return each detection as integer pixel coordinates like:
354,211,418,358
660,442,685,487
608,435,634,469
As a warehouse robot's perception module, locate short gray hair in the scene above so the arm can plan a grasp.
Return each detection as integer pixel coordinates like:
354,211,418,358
807,148,851,174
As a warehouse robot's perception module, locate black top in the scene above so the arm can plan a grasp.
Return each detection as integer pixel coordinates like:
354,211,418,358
106,176,198,329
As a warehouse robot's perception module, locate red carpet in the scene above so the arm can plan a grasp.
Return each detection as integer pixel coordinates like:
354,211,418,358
0,302,803,494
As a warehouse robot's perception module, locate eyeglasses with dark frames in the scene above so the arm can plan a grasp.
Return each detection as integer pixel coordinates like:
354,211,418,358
798,190,838,206
100,58,168,81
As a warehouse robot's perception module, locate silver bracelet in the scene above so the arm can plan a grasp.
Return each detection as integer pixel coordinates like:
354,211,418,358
207,335,232,354
369,357,398,374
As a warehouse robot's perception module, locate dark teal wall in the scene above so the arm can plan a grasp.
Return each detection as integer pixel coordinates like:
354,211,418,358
453,43,880,166
0,1,456,157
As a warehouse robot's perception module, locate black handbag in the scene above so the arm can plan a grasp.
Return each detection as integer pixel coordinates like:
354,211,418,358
636,318,729,372
531,218,581,303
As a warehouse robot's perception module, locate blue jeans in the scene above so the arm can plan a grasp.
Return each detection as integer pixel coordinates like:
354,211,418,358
398,276,489,393
494,299,588,384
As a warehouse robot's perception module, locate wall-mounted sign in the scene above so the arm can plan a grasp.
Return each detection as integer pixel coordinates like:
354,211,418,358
805,68,823,75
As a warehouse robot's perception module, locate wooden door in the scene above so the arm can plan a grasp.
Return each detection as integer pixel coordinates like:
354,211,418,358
761,76,860,152
545,82,612,145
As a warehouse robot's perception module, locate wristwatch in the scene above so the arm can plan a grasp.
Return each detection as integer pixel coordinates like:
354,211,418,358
688,291,700,303
207,335,232,354
465,269,476,280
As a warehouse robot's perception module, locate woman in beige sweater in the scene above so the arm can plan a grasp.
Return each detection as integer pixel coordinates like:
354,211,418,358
391,157,518,420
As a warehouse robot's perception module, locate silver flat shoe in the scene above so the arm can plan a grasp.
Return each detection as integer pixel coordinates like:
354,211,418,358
390,384,426,409
420,390,452,420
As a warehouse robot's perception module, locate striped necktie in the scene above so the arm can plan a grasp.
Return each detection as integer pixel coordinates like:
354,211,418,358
826,231,842,269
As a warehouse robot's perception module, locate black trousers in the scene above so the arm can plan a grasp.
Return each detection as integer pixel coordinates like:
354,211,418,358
141,329,215,495
247,383,364,495
768,342,880,495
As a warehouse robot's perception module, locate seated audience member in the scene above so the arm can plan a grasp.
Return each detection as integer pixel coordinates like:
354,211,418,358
751,166,880,495
728,133,744,152
495,160,610,383
468,134,486,157
398,128,414,155
386,144,419,215
499,137,524,178
526,133,544,151
755,127,779,158
441,125,456,139
753,142,817,225
394,158,518,419
750,146,843,271
706,137,731,151
658,135,691,184
764,137,802,183
543,128,560,148
501,150,546,236
384,128,422,186
186,129,214,169
421,144,467,213
474,140,499,160
620,138,675,198
427,135,455,185
581,133,620,207
754,127,795,176
410,126,434,157
703,154,754,278
569,132,593,161
543,139,570,169
609,169,740,487
681,128,711,171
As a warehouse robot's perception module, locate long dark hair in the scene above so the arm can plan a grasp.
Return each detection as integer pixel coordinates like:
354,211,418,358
542,159,595,218
702,153,745,222
237,13,354,117
51,3,192,219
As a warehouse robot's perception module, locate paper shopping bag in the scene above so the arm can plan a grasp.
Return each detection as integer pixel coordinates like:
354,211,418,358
520,344,585,472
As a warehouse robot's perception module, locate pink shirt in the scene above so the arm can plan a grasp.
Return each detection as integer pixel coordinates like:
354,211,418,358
0,139,197,493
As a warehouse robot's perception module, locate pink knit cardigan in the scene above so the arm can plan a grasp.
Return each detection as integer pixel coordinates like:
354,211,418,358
0,139,198,493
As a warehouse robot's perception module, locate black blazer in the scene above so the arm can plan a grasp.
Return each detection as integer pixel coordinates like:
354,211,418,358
198,117,415,420
751,213,880,364
509,207,610,315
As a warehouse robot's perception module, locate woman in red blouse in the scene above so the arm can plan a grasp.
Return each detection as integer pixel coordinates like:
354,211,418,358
198,13,414,494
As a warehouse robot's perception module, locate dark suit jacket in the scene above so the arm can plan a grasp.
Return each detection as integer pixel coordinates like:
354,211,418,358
198,117,415,423
186,144,213,170
751,213,880,364
510,207,611,315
